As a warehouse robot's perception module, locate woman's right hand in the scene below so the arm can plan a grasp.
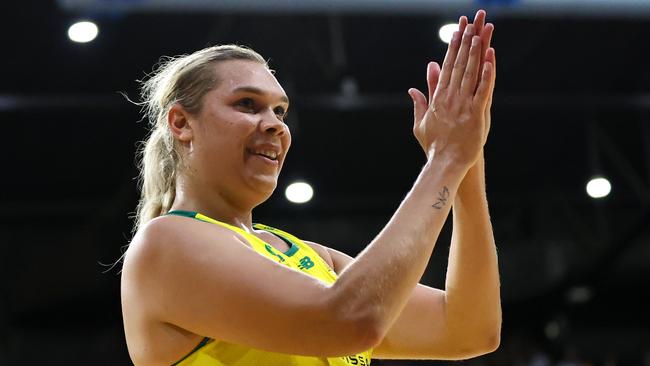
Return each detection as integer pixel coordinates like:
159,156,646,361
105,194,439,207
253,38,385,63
409,10,496,167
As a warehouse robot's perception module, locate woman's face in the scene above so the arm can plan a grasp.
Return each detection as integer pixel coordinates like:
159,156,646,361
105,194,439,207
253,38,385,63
186,60,292,206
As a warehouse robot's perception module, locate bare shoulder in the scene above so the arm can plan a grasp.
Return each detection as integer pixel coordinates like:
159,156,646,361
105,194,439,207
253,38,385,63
122,213,250,317
122,215,183,294
122,214,235,283
123,215,180,268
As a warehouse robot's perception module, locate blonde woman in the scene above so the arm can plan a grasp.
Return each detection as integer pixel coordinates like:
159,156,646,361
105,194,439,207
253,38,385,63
121,9,501,366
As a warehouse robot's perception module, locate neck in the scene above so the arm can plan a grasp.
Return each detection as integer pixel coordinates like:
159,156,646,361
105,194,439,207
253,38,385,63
170,175,257,232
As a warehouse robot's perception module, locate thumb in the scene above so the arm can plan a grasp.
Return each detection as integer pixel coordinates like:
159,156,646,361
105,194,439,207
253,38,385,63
408,88,427,125
426,62,441,102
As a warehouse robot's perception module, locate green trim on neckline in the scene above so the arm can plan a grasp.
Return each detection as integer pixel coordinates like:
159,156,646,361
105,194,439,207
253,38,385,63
165,210,197,218
281,238,299,257
166,210,299,257
170,337,211,366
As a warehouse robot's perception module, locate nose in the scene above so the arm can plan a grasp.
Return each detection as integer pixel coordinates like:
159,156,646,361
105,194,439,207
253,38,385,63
259,109,287,136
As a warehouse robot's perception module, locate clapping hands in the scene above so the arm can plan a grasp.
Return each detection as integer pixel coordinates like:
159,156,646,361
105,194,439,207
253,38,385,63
409,9,496,167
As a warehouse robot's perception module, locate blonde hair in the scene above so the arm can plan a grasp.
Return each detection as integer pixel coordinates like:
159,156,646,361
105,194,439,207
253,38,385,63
134,44,267,233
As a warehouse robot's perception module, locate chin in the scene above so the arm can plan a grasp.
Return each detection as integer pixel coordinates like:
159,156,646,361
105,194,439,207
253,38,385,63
247,174,279,198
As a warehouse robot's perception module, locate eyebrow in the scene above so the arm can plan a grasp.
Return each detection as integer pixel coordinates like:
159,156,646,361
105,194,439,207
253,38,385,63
232,86,290,104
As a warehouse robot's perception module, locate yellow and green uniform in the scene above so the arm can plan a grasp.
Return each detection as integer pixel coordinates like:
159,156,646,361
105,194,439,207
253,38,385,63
166,210,373,366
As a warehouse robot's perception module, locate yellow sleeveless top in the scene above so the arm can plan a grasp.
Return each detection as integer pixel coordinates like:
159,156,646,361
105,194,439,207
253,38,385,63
166,210,373,366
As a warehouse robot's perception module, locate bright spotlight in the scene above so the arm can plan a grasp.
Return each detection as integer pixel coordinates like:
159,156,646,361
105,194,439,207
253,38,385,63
438,23,458,44
68,21,98,43
586,177,611,199
285,182,313,204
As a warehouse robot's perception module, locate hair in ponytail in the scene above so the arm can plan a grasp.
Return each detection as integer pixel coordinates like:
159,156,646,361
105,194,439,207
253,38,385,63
133,45,267,233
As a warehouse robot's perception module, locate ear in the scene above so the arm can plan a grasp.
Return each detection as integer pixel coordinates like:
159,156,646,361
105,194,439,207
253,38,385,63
167,103,194,142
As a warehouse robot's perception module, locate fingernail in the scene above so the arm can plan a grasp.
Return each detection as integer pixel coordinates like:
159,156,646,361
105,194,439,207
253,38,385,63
452,31,460,43
465,24,474,35
472,36,480,46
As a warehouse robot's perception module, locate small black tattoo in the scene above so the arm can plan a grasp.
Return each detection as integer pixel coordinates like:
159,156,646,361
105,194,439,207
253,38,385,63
432,186,450,210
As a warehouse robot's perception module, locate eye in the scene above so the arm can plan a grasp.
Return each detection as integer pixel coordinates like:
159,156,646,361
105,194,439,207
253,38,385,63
236,97,256,111
274,106,288,120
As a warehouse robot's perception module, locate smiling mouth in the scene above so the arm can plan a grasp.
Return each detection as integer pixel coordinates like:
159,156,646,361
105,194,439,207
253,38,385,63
247,148,279,161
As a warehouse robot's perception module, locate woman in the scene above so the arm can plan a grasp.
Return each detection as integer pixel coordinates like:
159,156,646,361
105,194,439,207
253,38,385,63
121,9,501,366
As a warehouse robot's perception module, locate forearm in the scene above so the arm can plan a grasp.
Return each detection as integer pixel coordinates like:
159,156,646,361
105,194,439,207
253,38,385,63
331,156,469,339
445,154,502,343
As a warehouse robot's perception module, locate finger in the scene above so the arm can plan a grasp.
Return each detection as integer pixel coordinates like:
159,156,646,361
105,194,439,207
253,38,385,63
485,92,493,116
485,47,497,100
448,23,475,94
467,10,492,94
426,62,441,102
484,93,492,139
483,48,496,137
485,47,496,73
437,16,467,90
473,50,496,109
458,15,468,35
476,23,494,81
473,9,486,38
460,35,483,97
473,61,493,110
408,88,428,124
482,23,494,56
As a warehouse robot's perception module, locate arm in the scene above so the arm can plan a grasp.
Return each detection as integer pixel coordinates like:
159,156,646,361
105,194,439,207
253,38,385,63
442,9,501,351
335,6,496,343
379,156,501,360
354,10,500,360
446,154,501,345
327,201,500,361
361,157,500,360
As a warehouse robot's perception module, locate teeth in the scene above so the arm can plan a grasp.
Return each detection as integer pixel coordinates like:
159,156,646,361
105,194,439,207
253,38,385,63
254,149,278,160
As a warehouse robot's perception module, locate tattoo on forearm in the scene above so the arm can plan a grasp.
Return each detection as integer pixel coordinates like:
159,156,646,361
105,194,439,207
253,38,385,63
432,186,450,210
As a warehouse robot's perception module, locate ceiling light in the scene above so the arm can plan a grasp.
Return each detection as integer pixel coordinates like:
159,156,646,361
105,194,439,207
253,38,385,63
438,23,458,44
285,181,313,204
586,177,611,199
68,21,98,43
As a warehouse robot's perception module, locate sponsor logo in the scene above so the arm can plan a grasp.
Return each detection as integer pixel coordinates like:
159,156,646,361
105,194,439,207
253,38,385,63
341,355,370,365
298,256,315,270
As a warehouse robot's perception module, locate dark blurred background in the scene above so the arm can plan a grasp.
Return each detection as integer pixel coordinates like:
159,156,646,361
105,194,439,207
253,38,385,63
2,0,650,365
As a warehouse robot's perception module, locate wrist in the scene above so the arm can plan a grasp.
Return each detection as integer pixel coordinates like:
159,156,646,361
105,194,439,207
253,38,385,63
466,152,485,178
456,153,487,202
422,153,471,180
426,143,482,169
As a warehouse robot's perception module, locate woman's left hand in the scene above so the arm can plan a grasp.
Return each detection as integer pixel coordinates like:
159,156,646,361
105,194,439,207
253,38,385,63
409,9,496,158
